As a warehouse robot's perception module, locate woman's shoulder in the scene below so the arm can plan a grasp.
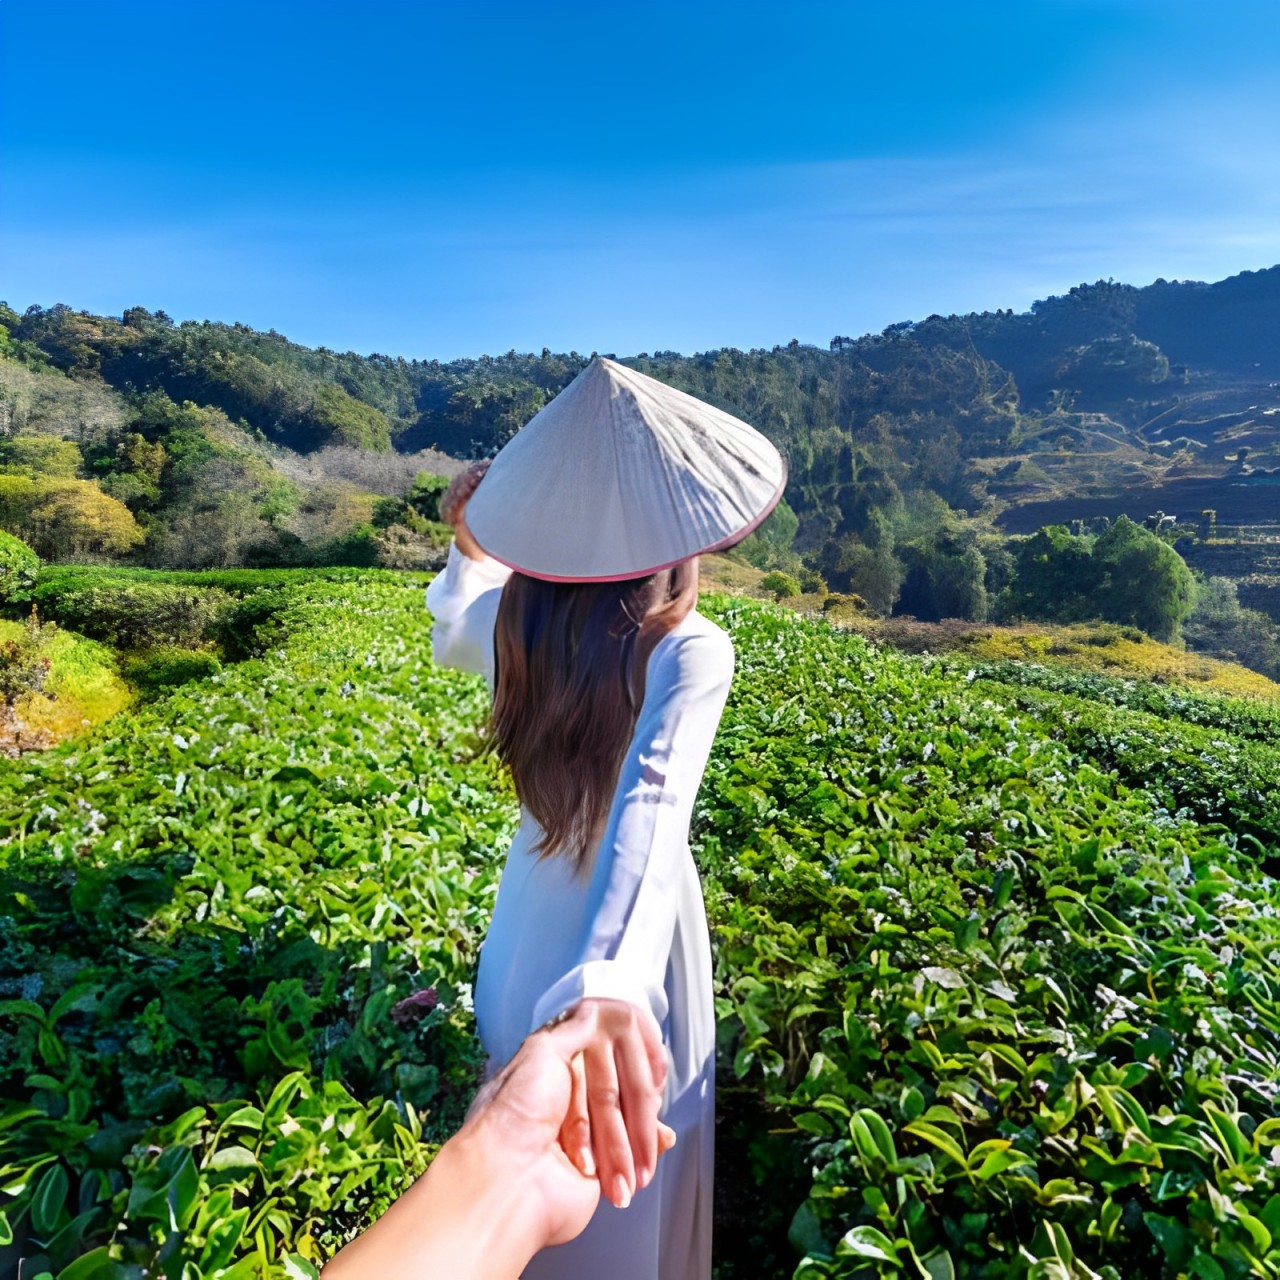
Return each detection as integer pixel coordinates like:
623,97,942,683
652,609,735,679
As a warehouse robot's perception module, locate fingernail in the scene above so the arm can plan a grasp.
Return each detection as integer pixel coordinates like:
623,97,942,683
579,1147,596,1177
613,1175,632,1209
637,1164,652,1190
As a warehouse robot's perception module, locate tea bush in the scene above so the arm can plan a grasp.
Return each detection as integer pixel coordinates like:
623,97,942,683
118,646,222,699
0,612,131,748
0,531,39,605
0,572,508,1276
32,580,235,651
696,602,1280,1277
2,577,1279,1277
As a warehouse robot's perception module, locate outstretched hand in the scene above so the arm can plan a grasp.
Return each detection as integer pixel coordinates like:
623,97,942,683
468,998,675,1240
550,997,672,1211
439,459,491,561
322,999,675,1280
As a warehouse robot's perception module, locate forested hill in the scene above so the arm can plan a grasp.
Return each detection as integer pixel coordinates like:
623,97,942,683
2,266,1278,593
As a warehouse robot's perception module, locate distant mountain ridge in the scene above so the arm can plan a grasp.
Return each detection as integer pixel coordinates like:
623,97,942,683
2,265,1278,581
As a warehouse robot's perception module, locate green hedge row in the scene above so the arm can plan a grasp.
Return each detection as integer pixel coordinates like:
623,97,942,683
2,582,1278,1277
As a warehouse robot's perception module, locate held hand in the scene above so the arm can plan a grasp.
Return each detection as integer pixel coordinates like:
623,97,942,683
553,997,672,1210
439,460,491,561
322,1001,676,1280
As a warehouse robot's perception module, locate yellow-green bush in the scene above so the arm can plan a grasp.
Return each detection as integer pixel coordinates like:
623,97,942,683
1,617,132,742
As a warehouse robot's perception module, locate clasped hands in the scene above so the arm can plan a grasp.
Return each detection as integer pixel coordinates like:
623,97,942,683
503,997,675,1224
322,998,673,1279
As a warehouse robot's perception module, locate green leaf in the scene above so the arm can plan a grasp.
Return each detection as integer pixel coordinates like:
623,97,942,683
918,1249,956,1280
207,1145,260,1175
837,1225,900,1263
55,1247,131,1280
200,1206,250,1272
969,1141,1034,1181
1236,1211,1272,1255
1189,1255,1226,1280
1145,1212,1191,1265
1259,1194,1280,1238
795,1112,832,1137
788,1201,831,1260
920,966,966,990
1203,1104,1251,1166
31,1161,68,1237
904,1122,968,1170
851,1109,898,1166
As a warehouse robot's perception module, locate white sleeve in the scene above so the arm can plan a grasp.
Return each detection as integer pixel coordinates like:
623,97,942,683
424,541,513,684
529,625,735,1032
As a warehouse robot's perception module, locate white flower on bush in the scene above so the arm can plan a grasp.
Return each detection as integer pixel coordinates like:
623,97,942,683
1191,1045,1219,1074
1183,962,1209,984
1096,984,1139,1030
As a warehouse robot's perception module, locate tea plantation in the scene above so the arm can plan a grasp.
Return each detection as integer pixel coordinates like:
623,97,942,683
2,570,1279,1278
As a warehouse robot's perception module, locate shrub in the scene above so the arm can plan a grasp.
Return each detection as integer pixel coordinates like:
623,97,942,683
0,607,52,701
761,570,802,600
120,646,222,698
212,588,294,660
799,568,828,596
34,580,234,649
0,529,39,604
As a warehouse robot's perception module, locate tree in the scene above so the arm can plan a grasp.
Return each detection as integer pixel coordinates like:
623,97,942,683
0,475,39,531
309,383,393,451
825,535,903,616
0,529,39,602
1184,576,1280,679
145,490,277,569
999,517,1196,643
760,570,801,600
735,497,800,571
116,431,166,483
406,472,451,523
27,480,145,559
1000,525,1096,622
0,434,82,478
898,530,988,621
1093,515,1195,643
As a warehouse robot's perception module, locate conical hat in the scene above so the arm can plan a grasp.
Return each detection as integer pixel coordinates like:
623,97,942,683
465,358,787,581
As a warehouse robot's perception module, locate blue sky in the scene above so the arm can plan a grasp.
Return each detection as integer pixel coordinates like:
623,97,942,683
3,0,1278,359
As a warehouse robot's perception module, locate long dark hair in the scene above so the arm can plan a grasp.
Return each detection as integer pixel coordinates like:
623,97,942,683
490,560,699,873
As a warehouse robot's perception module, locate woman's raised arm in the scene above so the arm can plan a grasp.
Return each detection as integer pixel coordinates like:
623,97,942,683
424,462,512,682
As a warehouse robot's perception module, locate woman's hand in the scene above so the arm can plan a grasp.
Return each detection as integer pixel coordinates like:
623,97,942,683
553,997,672,1210
439,459,491,562
462,998,674,1248
322,1000,675,1280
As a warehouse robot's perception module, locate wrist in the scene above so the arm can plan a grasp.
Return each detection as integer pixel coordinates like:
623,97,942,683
432,1129,548,1273
453,522,487,562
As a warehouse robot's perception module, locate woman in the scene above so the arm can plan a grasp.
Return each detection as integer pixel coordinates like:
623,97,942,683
426,358,785,1278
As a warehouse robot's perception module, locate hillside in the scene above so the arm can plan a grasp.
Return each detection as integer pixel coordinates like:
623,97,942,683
2,269,1278,664
6,267,1279,528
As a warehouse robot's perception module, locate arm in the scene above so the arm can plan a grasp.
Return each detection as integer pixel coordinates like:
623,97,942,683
322,1002,673,1280
425,541,512,680
424,463,512,681
529,625,734,1202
